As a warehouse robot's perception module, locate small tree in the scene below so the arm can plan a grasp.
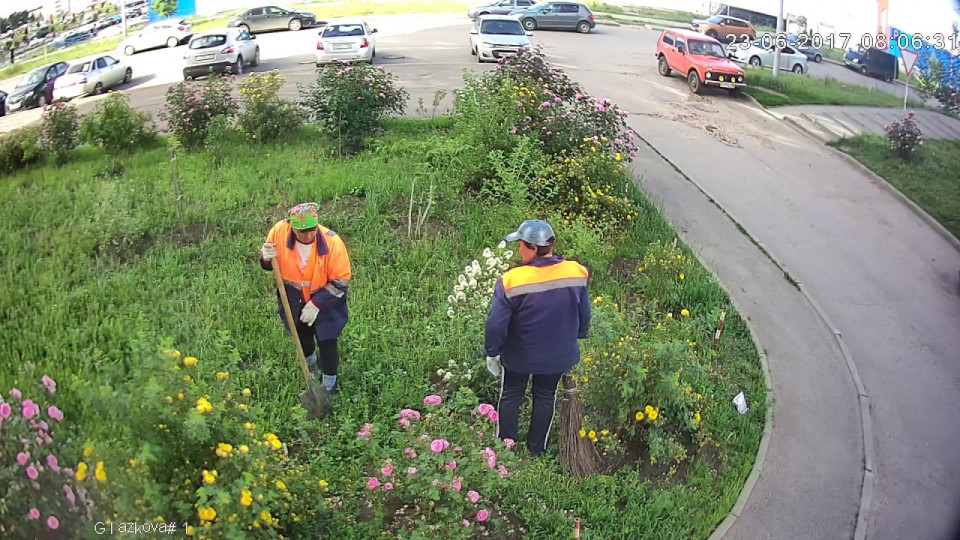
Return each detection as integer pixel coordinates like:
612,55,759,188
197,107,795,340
152,0,178,18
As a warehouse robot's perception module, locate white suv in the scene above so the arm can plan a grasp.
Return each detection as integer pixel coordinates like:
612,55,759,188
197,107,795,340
120,19,194,55
183,28,260,79
469,15,531,63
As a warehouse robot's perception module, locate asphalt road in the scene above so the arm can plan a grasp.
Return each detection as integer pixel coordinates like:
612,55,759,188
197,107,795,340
2,14,960,540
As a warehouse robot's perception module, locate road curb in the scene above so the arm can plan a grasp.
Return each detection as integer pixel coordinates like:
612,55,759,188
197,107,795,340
633,128,872,540
746,95,960,254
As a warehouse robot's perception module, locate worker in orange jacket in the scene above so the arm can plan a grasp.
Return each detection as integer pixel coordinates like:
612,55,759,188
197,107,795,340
260,202,352,397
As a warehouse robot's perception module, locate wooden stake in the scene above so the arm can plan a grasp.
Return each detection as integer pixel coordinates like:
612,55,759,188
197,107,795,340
713,305,727,348
574,518,581,539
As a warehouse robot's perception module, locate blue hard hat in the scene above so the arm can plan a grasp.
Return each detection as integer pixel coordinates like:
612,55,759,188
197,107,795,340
504,220,555,247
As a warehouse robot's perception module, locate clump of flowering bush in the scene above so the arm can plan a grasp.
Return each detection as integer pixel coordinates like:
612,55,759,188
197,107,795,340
79,91,156,153
884,112,924,159
353,388,520,537
299,62,408,154
39,101,80,164
238,70,301,144
83,339,329,537
446,241,513,322
161,75,237,150
0,376,92,538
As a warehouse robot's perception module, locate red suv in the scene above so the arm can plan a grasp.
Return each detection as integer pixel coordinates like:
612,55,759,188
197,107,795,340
655,29,745,95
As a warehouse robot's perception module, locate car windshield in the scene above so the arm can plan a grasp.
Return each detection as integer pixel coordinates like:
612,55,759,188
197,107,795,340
322,24,365,37
707,15,724,23
17,67,47,87
688,40,726,58
190,35,227,49
480,20,524,35
67,61,93,74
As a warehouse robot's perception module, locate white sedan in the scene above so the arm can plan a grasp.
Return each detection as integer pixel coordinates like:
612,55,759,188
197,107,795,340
52,54,132,100
729,41,808,74
315,19,378,66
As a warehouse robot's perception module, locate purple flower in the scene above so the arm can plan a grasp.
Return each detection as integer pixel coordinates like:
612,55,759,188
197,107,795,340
0,402,10,419
41,376,56,394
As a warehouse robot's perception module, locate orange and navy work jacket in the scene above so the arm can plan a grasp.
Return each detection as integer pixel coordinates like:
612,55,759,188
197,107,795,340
484,256,591,374
260,219,352,340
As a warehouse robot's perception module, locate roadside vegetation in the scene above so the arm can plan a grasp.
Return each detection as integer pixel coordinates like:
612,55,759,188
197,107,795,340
0,51,764,538
745,69,924,108
832,132,960,239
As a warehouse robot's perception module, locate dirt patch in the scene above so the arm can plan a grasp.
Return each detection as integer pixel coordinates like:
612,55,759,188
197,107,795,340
94,233,156,263
168,222,218,248
93,161,125,181
385,195,449,243
261,203,288,225
608,256,640,284
640,100,742,147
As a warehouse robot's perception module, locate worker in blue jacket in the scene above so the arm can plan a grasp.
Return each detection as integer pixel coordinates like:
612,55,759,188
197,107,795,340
484,219,591,456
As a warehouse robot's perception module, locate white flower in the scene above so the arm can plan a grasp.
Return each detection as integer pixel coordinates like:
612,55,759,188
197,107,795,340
487,287,494,294
503,250,513,258
456,292,466,302
446,307,454,318
459,275,468,285
486,258,497,268
468,278,477,288
454,284,463,294
466,369,473,379
472,260,481,271
498,241,507,249
443,372,453,382
447,295,456,304
436,369,444,376
482,248,492,258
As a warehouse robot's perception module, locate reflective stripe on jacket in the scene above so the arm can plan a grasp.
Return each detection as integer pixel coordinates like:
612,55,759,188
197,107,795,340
260,220,352,340
484,256,591,374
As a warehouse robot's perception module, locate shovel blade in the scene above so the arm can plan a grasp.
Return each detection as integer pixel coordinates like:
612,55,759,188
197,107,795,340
300,384,332,419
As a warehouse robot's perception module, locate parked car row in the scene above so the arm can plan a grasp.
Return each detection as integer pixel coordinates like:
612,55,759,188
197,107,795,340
2,53,133,115
467,0,596,34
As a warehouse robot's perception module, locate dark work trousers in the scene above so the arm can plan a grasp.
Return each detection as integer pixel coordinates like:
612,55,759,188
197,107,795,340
496,368,563,456
289,319,340,376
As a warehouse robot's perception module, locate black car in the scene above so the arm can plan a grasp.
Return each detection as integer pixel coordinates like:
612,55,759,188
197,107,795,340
227,6,319,34
4,62,69,114
0,90,6,117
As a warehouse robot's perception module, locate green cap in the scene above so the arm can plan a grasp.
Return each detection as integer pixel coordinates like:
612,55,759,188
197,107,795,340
289,202,321,230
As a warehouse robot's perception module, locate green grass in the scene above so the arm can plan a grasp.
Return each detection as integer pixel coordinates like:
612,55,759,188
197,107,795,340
0,115,763,537
587,2,705,23
831,134,960,239
823,47,846,63
0,37,125,81
744,68,924,108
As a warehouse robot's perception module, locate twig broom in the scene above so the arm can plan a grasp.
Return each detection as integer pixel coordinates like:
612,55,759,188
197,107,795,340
558,374,598,478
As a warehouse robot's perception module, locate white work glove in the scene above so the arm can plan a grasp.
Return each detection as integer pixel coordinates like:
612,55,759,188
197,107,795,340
486,355,502,378
261,242,277,261
299,301,320,326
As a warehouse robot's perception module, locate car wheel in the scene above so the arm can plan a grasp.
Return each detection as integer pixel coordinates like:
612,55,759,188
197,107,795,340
577,21,591,34
706,29,718,39
38,93,48,108
523,18,536,31
124,45,135,56
252,47,260,67
166,36,178,48
470,44,477,56
239,24,250,34
814,54,822,63
234,56,244,74
658,55,671,77
123,68,132,83
860,65,868,75
749,56,761,67
792,64,803,74
688,70,702,94
93,82,104,95
289,18,302,31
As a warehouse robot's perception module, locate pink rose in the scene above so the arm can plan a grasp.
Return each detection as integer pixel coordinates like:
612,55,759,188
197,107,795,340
630,151,637,158
404,447,414,455
498,465,509,477
0,403,10,418
47,516,59,530
381,462,393,476
39,421,49,431
379,92,386,98
477,404,494,416
16,452,29,466
488,411,499,422
26,465,39,480
462,519,470,527
398,418,410,427
596,104,606,112
22,400,38,420
510,126,517,135
554,97,561,103
367,477,381,489
503,438,515,449
383,482,393,490
452,476,462,492
476,509,490,522
28,508,40,520
47,406,64,422
487,456,497,469
446,459,457,470
423,395,442,406
467,490,481,504
10,388,21,400
575,92,584,100
63,485,76,505
400,408,421,420
46,455,60,472
407,467,418,476
430,439,445,453
410,451,418,459
41,375,56,394
480,447,495,459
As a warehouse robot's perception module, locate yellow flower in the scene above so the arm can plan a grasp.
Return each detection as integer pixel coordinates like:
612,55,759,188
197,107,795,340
666,313,673,320
165,396,174,404
198,507,216,522
245,422,256,431
240,490,253,507
685,386,692,395
83,446,94,458
182,375,192,383
242,388,251,398
694,412,701,423
216,443,233,458
76,462,88,481
259,510,272,522
129,459,139,467
275,480,287,491
681,309,690,318
588,430,596,439
239,445,249,454
186,525,196,536
319,480,329,491
679,273,685,280
601,429,609,436
270,439,282,451
635,411,644,421
615,153,622,161
696,393,703,400
237,404,248,412
578,428,586,438
95,461,107,482
202,470,217,485
637,265,644,273
177,393,184,400
216,372,229,380
645,405,654,415
648,409,659,421
166,349,182,359
581,376,589,383
183,357,198,367
195,397,212,414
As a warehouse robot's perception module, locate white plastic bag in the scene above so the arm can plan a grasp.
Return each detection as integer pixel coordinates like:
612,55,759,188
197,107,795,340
732,391,749,414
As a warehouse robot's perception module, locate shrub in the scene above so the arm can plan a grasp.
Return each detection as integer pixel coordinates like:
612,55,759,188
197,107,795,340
160,75,237,150
237,70,301,144
299,63,408,154
0,375,93,538
81,338,330,538
0,126,42,175
79,91,156,153
353,388,520,537
542,152,640,238
884,112,924,159
39,102,80,164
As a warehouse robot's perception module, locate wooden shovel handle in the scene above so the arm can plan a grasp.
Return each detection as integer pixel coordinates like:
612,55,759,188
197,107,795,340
272,262,314,385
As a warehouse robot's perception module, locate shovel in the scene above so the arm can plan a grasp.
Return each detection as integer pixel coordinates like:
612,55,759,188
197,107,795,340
271,263,332,419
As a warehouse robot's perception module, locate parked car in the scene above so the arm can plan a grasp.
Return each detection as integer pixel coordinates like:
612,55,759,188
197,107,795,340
48,32,93,51
729,40,808,73
0,90,7,116
4,62,68,112
510,2,595,33
183,28,260,79
468,0,537,20
315,19,377,65
228,6,319,34
786,34,823,62
120,19,193,55
470,15,531,63
656,29,744,95
690,15,755,42
843,46,897,81
53,54,132,100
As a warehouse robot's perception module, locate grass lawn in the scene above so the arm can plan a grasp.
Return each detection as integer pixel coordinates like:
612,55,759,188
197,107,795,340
831,134,960,239
0,65,763,537
744,68,923,108
0,37,125,81
823,48,846,63
587,2,705,23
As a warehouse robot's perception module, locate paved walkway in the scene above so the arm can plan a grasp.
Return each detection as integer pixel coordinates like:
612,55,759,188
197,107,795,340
769,105,960,142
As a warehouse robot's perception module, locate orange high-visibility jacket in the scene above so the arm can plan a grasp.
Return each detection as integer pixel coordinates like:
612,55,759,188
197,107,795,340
260,220,352,340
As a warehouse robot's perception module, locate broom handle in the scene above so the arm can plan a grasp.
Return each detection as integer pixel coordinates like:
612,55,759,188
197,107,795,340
272,262,314,386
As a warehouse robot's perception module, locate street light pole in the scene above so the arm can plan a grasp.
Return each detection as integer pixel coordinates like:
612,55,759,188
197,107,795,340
772,0,784,79
120,0,127,37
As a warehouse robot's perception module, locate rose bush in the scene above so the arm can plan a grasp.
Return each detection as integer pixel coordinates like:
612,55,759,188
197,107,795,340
161,75,237,150
39,101,80,164
884,112,924,159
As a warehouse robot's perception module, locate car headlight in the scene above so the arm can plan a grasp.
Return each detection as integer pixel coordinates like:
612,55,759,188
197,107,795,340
706,71,712,79
738,75,744,82
718,75,725,82
482,41,494,47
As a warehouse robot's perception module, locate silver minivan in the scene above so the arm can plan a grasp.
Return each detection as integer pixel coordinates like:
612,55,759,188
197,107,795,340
182,28,260,80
